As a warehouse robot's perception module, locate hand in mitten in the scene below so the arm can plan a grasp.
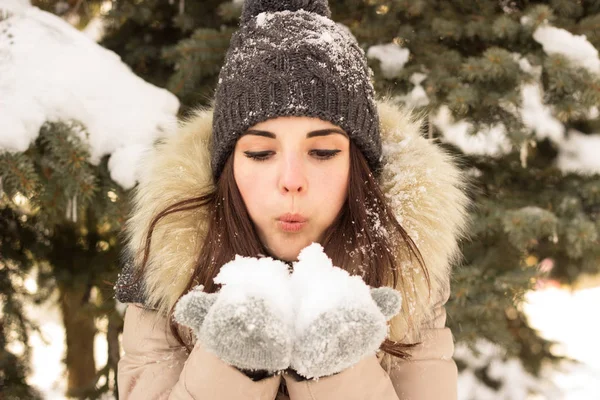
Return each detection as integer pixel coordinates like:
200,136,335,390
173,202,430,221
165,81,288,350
289,243,402,380
174,255,295,374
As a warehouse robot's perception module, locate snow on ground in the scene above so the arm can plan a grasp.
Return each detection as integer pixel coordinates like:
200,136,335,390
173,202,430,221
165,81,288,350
20,278,110,399
523,286,600,399
24,292,67,399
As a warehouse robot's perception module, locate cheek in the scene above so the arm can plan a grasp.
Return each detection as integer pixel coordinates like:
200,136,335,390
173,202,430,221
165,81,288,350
234,157,270,217
311,162,349,221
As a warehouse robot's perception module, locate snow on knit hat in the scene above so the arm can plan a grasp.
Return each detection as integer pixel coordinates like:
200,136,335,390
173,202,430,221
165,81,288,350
211,0,382,180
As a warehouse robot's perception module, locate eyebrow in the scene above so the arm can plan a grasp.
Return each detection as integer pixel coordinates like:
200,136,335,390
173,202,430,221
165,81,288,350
242,128,348,138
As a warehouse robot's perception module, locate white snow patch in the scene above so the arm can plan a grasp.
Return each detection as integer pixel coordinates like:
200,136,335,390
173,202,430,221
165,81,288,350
432,106,513,156
556,130,600,175
0,0,31,14
520,15,532,26
0,3,179,189
522,286,600,398
396,72,429,108
290,243,382,334
520,83,564,143
456,339,561,400
255,11,269,27
367,43,410,79
27,309,67,398
107,144,151,190
533,25,600,74
456,286,600,399
214,255,293,320
516,55,542,79
512,53,599,174
319,30,334,44
23,284,112,399
83,17,106,42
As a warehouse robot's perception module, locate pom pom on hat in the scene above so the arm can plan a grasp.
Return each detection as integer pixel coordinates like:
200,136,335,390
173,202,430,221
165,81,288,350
240,0,332,24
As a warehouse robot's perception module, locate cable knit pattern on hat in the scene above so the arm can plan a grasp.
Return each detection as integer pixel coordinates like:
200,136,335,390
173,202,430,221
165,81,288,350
211,0,382,179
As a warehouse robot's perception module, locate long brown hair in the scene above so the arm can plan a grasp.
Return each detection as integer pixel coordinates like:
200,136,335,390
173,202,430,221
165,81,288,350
131,140,430,359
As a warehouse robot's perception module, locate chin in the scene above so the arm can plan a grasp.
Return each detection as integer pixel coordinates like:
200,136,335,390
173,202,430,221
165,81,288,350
273,252,297,263
268,236,316,262
268,246,301,262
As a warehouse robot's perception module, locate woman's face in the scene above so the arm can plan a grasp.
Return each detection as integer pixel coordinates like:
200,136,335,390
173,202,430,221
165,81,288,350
233,116,350,262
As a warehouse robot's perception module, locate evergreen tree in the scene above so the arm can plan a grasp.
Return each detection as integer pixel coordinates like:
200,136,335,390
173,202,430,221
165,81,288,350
31,0,107,28
0,121,129,398
352,0,600,374
0,207,46,400
101,0,237,107
1,0,177,395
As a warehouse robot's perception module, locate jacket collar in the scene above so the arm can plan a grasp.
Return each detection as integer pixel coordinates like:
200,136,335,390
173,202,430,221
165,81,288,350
120,98,471,342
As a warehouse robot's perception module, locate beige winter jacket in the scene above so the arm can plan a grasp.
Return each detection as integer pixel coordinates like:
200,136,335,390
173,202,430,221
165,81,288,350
115,98,471,399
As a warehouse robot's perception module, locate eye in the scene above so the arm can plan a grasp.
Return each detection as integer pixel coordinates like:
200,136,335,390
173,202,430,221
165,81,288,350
309,150,341,160
244,150,273,161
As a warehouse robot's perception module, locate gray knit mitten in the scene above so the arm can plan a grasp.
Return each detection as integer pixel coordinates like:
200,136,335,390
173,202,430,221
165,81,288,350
174,255,295,374
289,243,402,379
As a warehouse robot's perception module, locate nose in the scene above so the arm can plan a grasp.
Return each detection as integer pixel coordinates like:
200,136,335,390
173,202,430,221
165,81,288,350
279,152,307,194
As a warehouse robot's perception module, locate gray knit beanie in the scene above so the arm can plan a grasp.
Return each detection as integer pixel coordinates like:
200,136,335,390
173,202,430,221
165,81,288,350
211,0,382,180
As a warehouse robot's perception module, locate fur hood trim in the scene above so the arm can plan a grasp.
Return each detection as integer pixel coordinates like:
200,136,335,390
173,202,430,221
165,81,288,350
120,98,471,342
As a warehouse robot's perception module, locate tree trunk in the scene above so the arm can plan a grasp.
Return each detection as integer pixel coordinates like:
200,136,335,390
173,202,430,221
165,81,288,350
59,284,97,398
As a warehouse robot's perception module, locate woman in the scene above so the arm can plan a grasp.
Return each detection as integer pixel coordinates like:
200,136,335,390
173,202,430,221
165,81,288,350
114,0,470,399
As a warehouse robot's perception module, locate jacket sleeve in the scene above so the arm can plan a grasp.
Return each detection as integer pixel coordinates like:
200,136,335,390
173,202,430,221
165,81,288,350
282,292,457,400
118,303,282,400
283,355,399,400
386,302,458,400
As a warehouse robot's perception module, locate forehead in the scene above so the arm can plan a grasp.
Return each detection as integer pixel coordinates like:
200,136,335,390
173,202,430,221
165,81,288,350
248,116,343,134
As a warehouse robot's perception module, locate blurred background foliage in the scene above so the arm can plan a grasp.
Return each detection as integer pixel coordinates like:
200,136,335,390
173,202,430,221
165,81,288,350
1,0,599,398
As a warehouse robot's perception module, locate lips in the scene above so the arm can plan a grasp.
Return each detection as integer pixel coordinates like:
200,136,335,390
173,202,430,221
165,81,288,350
277,213,307,232
278,213,307,223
